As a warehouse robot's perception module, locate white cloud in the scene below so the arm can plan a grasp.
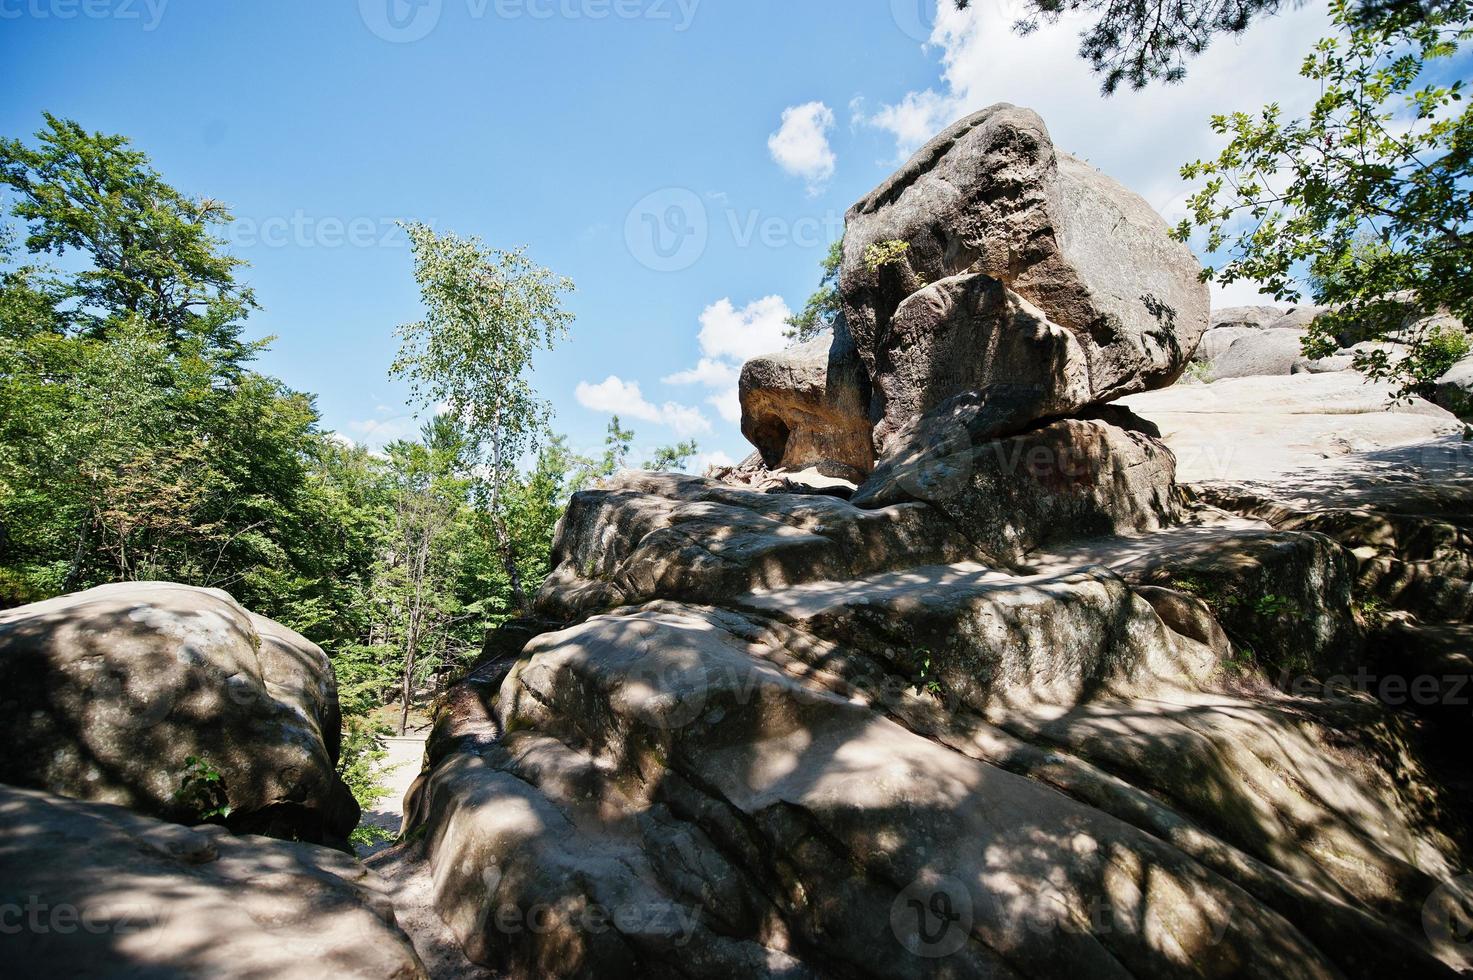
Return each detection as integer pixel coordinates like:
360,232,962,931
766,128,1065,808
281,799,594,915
575,375,711,437
854,89,959,159
662,358,741,389
346,416,419,444
768,101,837,194
856,1,1334,225
1210,279,1287,309
708,389,742,424
695,450,736,472
697,296,792,363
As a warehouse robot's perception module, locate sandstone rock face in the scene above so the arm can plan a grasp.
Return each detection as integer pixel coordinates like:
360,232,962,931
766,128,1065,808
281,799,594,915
534,471,970,621
868,272,1091,451
1211,305,1286,331
398,111,1473,978
1192,325,1260,364
0,784,426,979
1434,354,1473,418
853,408,1179,564
1121,372,1461,482
1209,328,1308,379
0,582,359,847
738,328,873,481
841,103,1209,428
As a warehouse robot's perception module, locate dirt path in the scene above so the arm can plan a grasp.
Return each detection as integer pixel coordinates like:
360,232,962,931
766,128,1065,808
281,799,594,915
358,733,428,859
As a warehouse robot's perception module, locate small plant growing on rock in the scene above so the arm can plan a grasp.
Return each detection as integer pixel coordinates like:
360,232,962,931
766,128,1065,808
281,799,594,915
1251,593,1300,617
173,756,232,823
863,239,912,275
912,652,946,698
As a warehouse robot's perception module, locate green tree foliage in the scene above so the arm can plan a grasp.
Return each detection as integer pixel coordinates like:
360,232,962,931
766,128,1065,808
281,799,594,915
0,113,256,352
644,440,700,472
955,0,1461,94
1176,0,1472,397
785,238,843,344
0,117,589,834
598,415,635,477
391,222,574,615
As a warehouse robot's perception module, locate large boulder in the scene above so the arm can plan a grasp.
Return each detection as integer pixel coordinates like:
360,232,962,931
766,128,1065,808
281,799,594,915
867,271,1092,451
1209,328,1308,379
534,472,971,621
1211,305,1286,331
1434,354,1473,418
841,102,1208,443
1193,326,1260,364
402,593,1469,978
0,582,359,847
0,784,426,979
738,327,873,481
853,400,1179,564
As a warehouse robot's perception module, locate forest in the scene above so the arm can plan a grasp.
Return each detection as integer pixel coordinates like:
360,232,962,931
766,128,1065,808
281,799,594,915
0,115,697,828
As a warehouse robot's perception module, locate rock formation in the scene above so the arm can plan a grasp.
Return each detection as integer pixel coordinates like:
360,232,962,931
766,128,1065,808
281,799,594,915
840,103,1208,454
0,784,426,978
738,329,873,481
0,582,359,848
388,108,1473,978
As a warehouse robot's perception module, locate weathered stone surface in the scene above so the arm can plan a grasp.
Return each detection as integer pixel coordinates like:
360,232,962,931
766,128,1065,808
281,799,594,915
1130,529,1364,676
1291,340,1411,375
404,598,1468,978
1120,373,1462,482
534,472,970,621
1133,584,1232,659
0,784,426,979
738,328,873,481
1198,481,1473,623
841,103,1209,418
1209,328,1307,379
1192,326,1260,364
0,582,358,847
1434,354,1473,418
853,405,1179,564
868,271,1092,453
1267,306,1328,331
1211,305,1285,331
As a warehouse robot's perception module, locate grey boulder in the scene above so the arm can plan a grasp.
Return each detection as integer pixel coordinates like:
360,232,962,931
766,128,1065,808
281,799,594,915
853,401,1179,564
868,271,1092,453
0,582,359,847
0,784,425,979
1434,355,1473,418
841,103,1208,425
1211,305,1285,331
1193,326,1260,364
1210,328,1307,379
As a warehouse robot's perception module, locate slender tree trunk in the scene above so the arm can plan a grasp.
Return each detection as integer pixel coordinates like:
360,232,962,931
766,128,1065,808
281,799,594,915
62,519,92,592
399,634,416,736
487,429,531,616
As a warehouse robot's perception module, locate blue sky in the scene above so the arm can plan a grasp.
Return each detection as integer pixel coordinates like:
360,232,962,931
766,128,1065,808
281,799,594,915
2,0,1343,467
